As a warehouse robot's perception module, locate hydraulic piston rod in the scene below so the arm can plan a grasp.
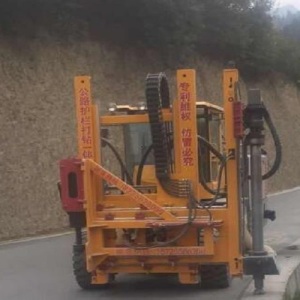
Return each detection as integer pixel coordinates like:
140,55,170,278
246,89,267,294
243,89,280,294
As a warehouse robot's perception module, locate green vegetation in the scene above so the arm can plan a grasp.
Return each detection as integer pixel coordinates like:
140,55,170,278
87,0,300,81
76,0,300,82
0,0,299,82
275,12,300,82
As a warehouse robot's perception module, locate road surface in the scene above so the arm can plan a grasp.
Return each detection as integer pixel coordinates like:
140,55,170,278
0,188,299,300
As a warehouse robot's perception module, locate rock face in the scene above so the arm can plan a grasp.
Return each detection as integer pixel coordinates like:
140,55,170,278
0,1,299,240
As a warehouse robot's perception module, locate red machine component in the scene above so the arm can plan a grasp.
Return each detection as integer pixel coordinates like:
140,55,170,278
59,158,84,212
233,101,244,138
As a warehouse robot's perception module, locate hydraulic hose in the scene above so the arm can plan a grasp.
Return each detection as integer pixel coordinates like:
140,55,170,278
101,137,134,185
146,73,171,180
262,105,282,180
206,155,232,208
197,135,227,196
136,134,227,198
136,144,154,185
125,184,197,250
136,132,173,186
146,73,190,198
244,103,282,181
198,135,224,162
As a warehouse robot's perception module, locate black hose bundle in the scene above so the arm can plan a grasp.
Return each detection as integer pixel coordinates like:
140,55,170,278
197,135,227,197
101,137,134,185
145,73,190,198
262,104,282,180
243,102,282,181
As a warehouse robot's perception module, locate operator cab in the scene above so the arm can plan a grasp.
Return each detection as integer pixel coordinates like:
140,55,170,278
101,101,224,196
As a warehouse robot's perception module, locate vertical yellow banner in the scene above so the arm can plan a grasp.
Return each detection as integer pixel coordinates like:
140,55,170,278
223,68,243,275
173,70,199,195
74,76,96,159
91,105,101,164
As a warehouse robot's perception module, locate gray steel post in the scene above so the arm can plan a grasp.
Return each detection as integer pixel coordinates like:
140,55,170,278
243,89,280,294
250,144,265,294
250,145,264,253
247,89,266,294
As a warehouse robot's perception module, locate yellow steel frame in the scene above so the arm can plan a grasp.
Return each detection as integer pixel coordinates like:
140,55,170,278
100,112,172,125
172,70,199,199
74,76,100,162
223,68,242,272
73,68,243,285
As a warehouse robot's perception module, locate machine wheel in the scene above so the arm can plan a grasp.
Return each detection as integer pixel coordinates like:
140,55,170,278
73,244,95,289
73,244,113,290
200,264,231,289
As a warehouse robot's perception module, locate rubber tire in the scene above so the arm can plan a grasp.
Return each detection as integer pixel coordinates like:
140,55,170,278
200,264,231,289
73,244,96,289
73,244,113,290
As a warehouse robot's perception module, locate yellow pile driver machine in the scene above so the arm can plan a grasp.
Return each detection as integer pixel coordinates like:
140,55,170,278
58,66,281,294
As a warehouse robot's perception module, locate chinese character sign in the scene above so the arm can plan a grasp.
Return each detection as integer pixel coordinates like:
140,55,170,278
179,84,191,121
178,77,195,167
74,77,95,159
181,128,193,166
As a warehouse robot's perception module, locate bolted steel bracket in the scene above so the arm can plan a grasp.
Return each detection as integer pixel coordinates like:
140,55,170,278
243,254,280,276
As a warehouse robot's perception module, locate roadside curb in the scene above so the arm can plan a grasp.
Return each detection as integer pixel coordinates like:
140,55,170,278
269,186,300,197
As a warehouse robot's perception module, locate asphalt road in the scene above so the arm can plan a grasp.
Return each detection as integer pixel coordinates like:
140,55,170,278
0,188,299,300
264,188,300,252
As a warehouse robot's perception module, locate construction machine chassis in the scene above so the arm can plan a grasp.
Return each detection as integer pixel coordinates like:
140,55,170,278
59,67,281,292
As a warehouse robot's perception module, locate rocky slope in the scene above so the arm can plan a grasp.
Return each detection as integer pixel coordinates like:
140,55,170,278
0,0,299,240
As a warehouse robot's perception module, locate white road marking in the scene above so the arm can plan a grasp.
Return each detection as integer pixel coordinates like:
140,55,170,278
0,230,73,246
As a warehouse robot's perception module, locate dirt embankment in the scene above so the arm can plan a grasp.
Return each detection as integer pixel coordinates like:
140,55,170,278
0,1,299,240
